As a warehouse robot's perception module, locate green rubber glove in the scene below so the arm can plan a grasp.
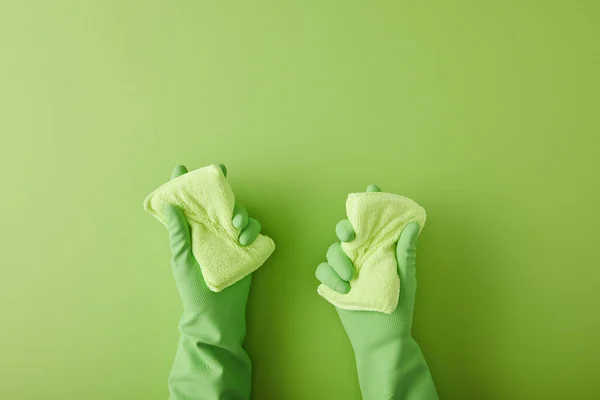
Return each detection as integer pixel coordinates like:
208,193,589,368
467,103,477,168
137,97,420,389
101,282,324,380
316,185,439,400
164,164,261,400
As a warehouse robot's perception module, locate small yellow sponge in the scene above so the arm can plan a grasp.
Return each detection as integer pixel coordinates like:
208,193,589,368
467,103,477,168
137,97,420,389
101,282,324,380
318,192,426,314
144,164,275,292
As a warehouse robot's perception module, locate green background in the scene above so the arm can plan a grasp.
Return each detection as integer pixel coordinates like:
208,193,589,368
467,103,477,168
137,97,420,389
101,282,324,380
1,1,599,399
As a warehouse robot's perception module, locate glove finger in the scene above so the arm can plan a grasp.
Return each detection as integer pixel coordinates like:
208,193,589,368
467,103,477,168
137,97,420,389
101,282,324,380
239,217,261,246
232,204,249,229
335,219,355,242
316,262,351,294
218,163,227,177
164,204,209,296
366,184,382,192
326,243,354,281
396,222,420,281
164,204,192,264
170,164,188,180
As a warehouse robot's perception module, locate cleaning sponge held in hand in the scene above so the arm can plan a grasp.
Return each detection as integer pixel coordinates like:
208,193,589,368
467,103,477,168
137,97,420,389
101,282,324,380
144,164,275,292
318,192,426,314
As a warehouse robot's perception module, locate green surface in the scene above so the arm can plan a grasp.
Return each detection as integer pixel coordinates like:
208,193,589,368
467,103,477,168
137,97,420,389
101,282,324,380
1,1,599,399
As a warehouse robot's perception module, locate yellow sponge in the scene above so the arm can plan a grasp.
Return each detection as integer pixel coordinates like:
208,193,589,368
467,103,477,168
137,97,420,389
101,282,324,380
318,192,425,314
144,165,275,291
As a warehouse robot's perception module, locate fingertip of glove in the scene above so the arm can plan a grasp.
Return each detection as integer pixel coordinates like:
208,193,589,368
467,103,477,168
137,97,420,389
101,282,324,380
366,184,382,193
335,281,351,294
239,218,261,246
171,165,188,180
335,220,355,242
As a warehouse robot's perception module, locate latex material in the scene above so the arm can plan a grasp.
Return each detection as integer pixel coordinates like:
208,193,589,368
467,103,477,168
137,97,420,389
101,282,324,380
316,186,439,400
164,165,257,400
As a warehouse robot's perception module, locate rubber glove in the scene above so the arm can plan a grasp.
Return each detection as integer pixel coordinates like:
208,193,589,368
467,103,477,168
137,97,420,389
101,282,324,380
164,164,261,400
316,185,439,400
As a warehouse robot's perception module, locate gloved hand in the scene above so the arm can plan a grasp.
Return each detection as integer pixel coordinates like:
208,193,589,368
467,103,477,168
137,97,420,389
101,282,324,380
165,164,261,400
316,185,439,400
